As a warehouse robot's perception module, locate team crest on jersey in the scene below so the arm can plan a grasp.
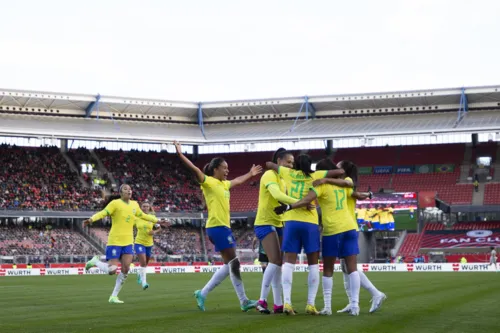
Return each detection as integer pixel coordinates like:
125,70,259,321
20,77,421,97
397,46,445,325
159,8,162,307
224,190,230,199
132,209,137,215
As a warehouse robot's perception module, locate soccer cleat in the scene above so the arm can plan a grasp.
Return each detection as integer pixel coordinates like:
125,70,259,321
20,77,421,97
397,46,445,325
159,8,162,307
256,300,271,314
193,290,206,311
319,308,332,316
241,299,258,312
337,304,352,313
273,305,284,314
108,296,124,304
349,306,360,316
283,303,296,316
142,283,149,291
369,293,387,313
85,256,99,270
305,304,320,315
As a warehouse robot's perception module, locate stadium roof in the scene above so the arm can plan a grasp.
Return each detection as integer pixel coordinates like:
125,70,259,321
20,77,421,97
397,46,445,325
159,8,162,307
1,85,500,144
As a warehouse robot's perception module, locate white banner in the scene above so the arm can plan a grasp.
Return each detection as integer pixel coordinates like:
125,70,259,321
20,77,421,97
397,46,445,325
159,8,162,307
0,263,496,277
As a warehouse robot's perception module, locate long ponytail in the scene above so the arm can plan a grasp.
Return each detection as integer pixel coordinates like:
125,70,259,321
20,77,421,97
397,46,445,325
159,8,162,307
294,154,313,177
203,157,225,177
340,160,359,186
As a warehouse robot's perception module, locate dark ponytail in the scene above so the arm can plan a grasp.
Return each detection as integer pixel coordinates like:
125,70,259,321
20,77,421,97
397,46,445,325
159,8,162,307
272,148,289,164
315,158,336,171
340,160,359,186
203,157,225,177
294,154,313,177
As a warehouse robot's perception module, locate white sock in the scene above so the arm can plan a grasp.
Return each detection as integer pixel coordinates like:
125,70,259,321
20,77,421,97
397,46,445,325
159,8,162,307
359,270,380,297
95,261,109,273
348,271,360,307
228,258,248,304
111,272,127,297
343,272,351,303
141,266,147,285
282,262,294,305
307,264,320,306
322,276,333,310
272,266,283,306
260,263,279,301
201,264,229,298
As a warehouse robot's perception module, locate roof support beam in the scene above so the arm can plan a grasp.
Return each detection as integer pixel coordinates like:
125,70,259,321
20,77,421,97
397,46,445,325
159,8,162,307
198,103,206,139
305,96,316,119
454,87,468,127
85,94,101,118
289,100,306,132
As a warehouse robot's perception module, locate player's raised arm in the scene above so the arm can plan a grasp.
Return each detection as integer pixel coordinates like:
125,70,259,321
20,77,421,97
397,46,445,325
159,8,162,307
325,168,345,178
230,164,263,188
174,140,205,183
265,161,279,172
267,183,298,205
274,190,317,215
352,191,373,200
83,200,117,226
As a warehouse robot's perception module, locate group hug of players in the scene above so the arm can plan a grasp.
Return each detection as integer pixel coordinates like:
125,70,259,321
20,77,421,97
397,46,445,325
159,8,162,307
355,205,396,232
82,141,386,315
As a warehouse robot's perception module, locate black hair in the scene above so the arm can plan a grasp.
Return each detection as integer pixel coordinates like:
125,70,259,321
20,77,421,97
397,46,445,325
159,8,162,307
315,158,337,171
339,160,359,186
103,194,121,208
294,154,313,177
203,157,226,177
491,246,495,250
272,148,292,164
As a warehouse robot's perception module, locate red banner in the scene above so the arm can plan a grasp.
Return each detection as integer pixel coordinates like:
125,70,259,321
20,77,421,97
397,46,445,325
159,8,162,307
421,229,500,248
418,191,436,208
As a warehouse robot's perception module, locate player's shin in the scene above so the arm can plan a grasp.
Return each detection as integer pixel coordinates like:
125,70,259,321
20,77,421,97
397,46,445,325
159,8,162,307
359,270,380,296
141,267,147,285
260,263,278,302
201,264,229,298
111,272,128,297
322,275,333,311
95,261,110,273
228,257,248,303
348,271,360,307
307,264,320,306
282,262,294,305
272,266,283,307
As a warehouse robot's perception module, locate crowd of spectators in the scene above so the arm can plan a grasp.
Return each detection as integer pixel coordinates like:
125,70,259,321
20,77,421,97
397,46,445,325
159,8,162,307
0,144,102,211
0,225,100,258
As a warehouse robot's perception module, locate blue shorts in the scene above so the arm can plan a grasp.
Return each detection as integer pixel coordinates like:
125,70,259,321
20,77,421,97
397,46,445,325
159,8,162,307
389,222,395,230
106,245,134,261
372,222,380,230
357,219,365,225
322,230,359,258
206,226,236,252
255,225,283,241
282,221,320,254
134,244,153,257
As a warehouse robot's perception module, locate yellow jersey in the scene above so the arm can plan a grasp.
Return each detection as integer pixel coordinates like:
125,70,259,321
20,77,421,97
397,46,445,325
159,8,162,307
90,199,158,246
201,176,231,228
278,166,327,224
387,208,395,222
356,208,367,220
134,213,157,247
379,210,389,224
369,208,380,222
255,170,287,227
314,183,357,236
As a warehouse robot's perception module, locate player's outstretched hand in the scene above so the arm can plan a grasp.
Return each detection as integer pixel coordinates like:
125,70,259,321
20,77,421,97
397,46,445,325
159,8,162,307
158,219,171,227
368,191,374,199
173,141,182,154
312,179,327,187
250,164,263,176
274,202,292,215
82,219,92,227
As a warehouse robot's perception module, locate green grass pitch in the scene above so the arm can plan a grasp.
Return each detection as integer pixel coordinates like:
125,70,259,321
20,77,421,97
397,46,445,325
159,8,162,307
395,211,417,231
0,272,498,333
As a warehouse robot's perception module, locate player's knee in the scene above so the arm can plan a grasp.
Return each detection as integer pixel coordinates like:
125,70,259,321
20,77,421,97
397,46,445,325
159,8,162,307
229,257,242,279
108,264,118,275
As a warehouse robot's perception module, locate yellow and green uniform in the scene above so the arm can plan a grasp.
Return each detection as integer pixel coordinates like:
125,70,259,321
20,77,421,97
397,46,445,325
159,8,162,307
200,176,231,228
90,199,157,246
135,213,156,247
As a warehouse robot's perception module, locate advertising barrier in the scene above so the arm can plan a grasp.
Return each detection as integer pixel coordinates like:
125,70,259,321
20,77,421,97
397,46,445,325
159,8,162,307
0,263,496,277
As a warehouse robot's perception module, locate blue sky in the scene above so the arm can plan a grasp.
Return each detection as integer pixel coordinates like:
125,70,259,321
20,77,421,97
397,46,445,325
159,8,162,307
1,0,499,101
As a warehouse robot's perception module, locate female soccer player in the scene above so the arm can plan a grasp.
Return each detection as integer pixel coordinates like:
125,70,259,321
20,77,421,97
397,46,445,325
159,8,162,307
134,201,167,290
266,154,344,315
174,141,262,312
275,159,365,316
335,160,387,314
254,148,298,314
83,185,159,304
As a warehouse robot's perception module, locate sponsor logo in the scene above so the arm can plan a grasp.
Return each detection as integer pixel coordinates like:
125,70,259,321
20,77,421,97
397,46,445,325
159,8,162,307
406,264,414,272
154,266,161,274
460,264,489,271
370,265,396,271
452,263,460,271
47,269,70,275
466,230,493,238
0,269,6,276
414,264,442,271
161,267,186,274
7,270,32,276
78,268,84,275
40,268,46,276
362,264,369,272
